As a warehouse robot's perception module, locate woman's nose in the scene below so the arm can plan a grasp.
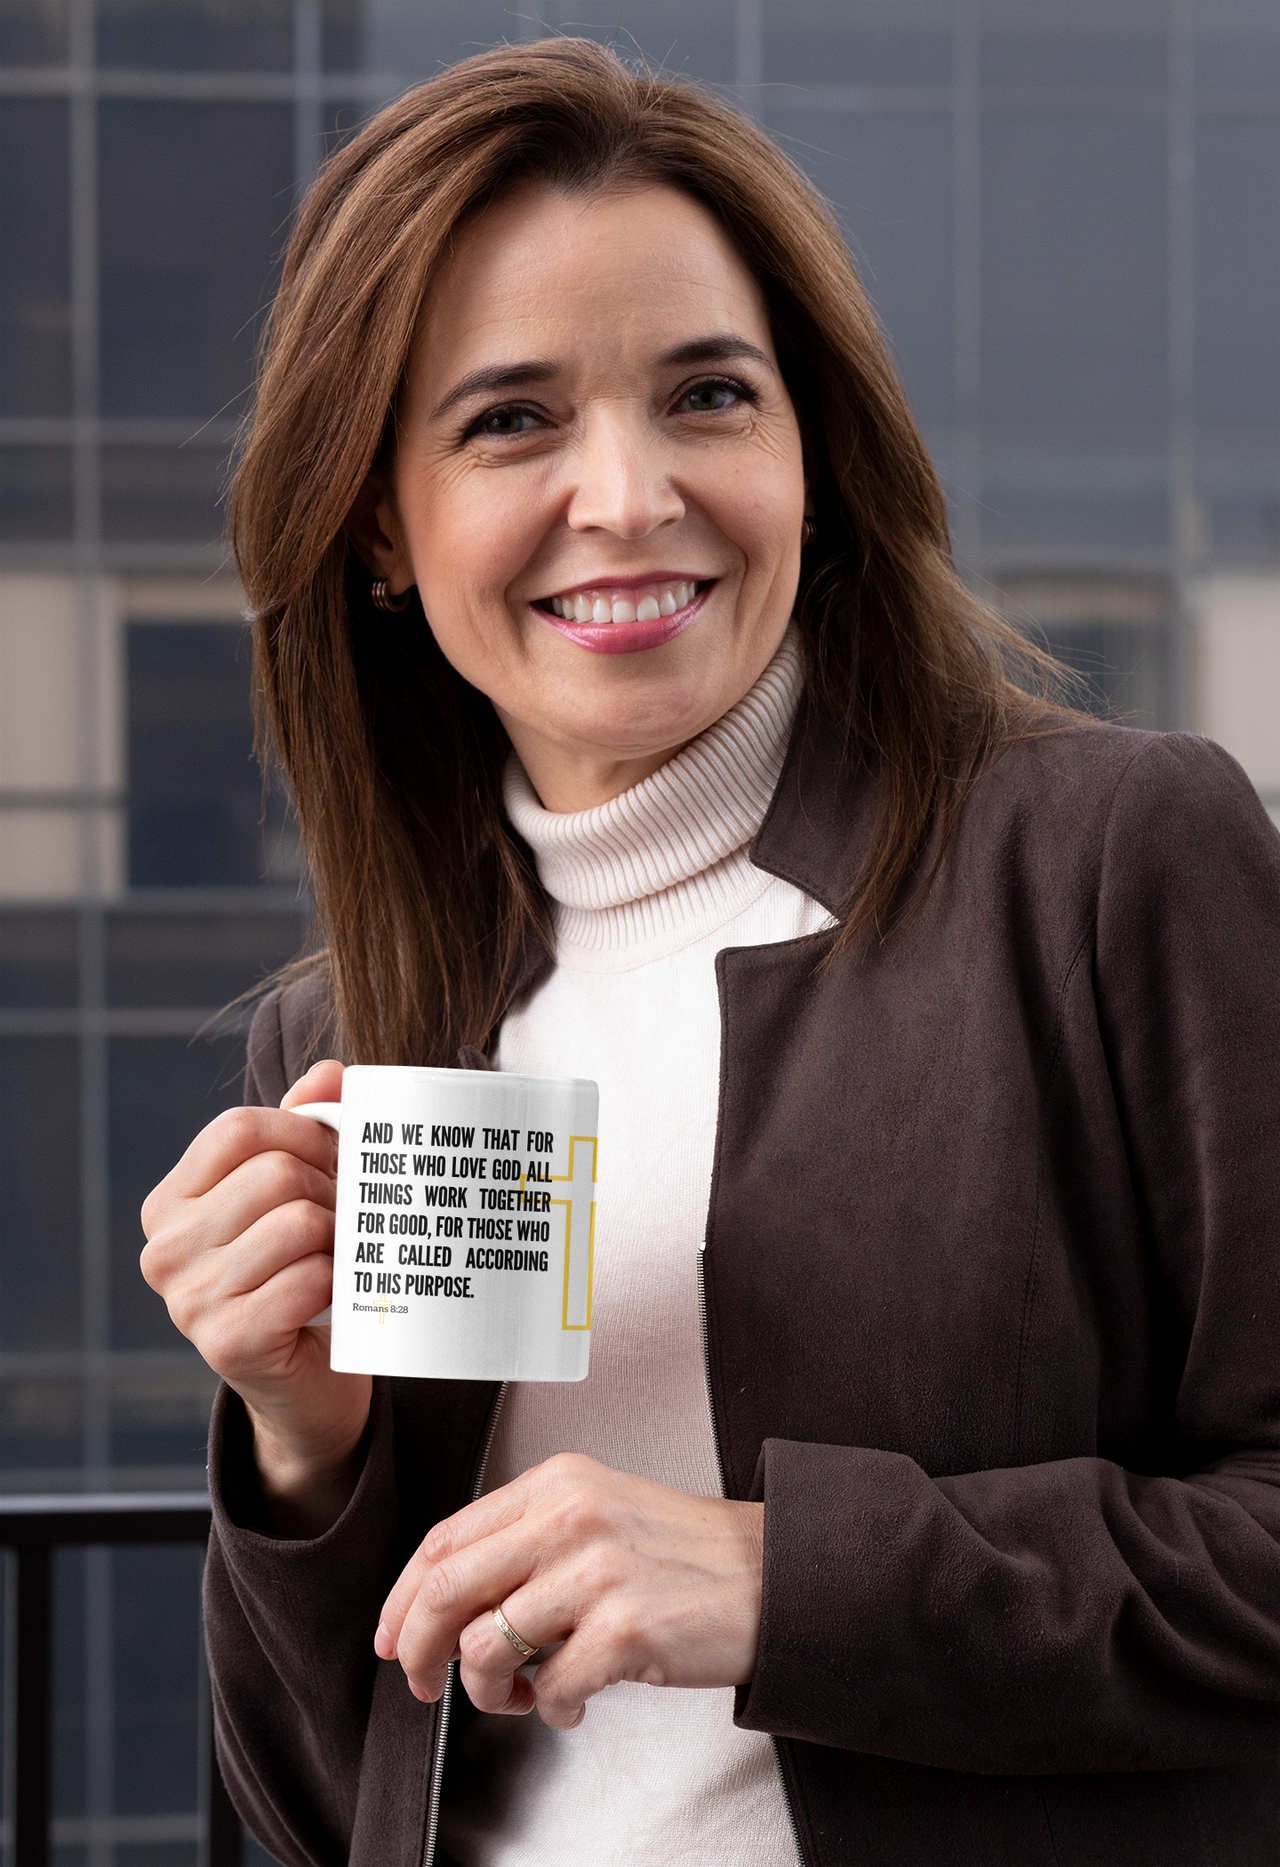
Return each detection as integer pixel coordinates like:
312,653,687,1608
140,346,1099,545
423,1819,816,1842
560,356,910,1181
565,411,685,539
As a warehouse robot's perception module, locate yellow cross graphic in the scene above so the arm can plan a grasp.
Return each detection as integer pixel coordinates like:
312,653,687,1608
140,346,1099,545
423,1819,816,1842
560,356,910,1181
549,1136,597,1332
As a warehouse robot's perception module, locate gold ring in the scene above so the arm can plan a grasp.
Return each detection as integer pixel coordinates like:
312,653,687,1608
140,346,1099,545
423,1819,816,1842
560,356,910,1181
492,1605,539,1659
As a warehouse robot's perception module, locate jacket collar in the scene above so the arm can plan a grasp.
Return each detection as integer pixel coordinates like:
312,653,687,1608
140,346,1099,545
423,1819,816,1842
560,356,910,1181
749,692,879,918
504,688,877,1027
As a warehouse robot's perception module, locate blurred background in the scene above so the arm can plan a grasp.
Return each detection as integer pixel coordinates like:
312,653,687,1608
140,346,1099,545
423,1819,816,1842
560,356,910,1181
1,0,1277,1860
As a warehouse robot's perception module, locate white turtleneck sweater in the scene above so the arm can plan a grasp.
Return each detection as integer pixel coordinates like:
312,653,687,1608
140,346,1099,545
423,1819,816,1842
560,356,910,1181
436,632,831,1867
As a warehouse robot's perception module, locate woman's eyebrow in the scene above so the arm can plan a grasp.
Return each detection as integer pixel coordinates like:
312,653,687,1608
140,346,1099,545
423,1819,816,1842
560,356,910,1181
657,335,773,370
430,361,559,421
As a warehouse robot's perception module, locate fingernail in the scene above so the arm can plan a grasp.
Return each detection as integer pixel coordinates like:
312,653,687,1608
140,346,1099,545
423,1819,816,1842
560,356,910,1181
408,1679,427,1701
374,1622,395,1659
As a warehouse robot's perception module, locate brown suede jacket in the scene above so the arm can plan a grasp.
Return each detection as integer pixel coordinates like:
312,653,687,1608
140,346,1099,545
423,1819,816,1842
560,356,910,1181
206,701,1280,1866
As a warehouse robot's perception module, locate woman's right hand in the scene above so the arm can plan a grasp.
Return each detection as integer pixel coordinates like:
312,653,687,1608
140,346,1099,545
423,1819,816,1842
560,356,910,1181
140,1058,372,1536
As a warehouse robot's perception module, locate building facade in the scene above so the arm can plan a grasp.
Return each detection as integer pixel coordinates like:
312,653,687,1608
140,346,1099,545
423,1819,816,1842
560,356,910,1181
1,1,1278,1861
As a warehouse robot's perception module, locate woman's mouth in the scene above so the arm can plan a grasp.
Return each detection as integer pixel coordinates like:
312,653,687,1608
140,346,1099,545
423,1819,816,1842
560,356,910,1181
532,579,709,655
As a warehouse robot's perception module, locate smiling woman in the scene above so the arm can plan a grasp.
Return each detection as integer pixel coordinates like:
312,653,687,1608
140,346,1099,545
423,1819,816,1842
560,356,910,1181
138,34,1280,1867
228,35,1040,1073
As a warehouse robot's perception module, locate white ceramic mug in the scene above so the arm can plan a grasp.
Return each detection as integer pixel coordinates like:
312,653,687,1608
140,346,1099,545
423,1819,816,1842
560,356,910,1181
294,1065,599,1382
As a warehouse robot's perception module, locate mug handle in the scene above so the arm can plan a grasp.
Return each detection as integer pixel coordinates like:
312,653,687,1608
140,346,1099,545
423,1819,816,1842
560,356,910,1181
291,1101,342,1326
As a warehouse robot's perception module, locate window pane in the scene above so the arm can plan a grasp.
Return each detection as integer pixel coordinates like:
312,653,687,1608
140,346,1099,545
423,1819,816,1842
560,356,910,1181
102,443,227,544
52,1548,207,1850
1194,0,1280,90
0,908,78,1006
0,98,72,416
532,4,736,84
0,1376,80,1474
766,108,955,426
97,0,292,70
321,96,370,161
323,2,735,87
113,1546,203,1816
111,1364,219,1471
0,443,74,540
1198,455,1280,556
981,452,1168,550
1194,119,1280,432
107,911,307,1008
321,0,520,76
0,1037,80,1352
977,0,1167,88
98,101,293,419
126,622,299,888
124,623,300,890
1041,621,1172,729
323,4,738,85
0,0,68,65
109,1033,245,1350
52,1546,87,1816
1001,578,1173,730
320,0,359,72
980,114,1167,430
764,0,953,86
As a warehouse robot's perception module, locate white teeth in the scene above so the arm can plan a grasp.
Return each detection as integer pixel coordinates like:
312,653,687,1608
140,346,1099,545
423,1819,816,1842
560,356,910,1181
546,580,701,622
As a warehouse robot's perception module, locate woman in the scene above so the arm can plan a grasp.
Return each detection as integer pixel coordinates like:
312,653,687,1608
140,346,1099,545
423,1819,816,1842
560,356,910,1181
141,37,1280,1867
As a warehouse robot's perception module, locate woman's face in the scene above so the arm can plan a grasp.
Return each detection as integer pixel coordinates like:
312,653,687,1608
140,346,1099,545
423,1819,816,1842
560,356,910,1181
367,182,806,811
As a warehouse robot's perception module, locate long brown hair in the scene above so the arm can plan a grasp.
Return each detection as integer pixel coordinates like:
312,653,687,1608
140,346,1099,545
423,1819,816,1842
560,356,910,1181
233,36,1055,1067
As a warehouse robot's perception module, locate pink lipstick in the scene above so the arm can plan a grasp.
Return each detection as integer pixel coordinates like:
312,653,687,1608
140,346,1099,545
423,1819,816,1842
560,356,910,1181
532,578,710,656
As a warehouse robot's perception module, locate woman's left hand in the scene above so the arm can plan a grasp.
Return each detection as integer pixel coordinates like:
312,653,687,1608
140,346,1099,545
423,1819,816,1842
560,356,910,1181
374,1453,764,1728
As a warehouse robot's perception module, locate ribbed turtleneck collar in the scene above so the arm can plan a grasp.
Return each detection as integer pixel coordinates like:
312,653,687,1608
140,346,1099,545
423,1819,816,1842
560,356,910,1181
502,629,804,965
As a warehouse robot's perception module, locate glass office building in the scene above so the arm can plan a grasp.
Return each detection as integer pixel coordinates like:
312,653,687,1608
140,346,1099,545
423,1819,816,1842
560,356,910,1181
1,1,1278,1860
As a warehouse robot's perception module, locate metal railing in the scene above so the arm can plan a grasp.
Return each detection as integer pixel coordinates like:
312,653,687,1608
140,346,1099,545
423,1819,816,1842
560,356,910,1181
0,1492,242,1867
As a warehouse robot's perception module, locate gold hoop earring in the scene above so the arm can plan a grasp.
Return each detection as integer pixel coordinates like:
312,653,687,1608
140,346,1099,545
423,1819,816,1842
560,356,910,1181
371,578,412,613
800,517,816,549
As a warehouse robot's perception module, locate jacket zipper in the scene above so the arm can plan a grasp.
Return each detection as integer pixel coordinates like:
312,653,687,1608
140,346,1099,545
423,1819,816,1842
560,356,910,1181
696,1243,729,1496
422,1380,509,1867
697,1244,806,1867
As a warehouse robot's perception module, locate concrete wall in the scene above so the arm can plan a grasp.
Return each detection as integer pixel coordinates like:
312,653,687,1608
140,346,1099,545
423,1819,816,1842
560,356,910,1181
1194,575,1280,828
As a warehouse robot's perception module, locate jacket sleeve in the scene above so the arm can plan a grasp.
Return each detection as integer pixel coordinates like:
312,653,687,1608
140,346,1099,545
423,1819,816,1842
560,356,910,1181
204,1382,409,1867
242,969,339,1109
242,985,287,1109
205,986,426,1866
736,733,1280,1772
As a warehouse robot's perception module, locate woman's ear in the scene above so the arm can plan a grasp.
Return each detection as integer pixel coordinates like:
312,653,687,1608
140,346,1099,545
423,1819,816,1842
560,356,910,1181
345,470,414,590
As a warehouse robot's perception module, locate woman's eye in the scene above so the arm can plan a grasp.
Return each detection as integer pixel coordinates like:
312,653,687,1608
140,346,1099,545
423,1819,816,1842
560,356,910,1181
468,405,542,438
677,379,753,414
